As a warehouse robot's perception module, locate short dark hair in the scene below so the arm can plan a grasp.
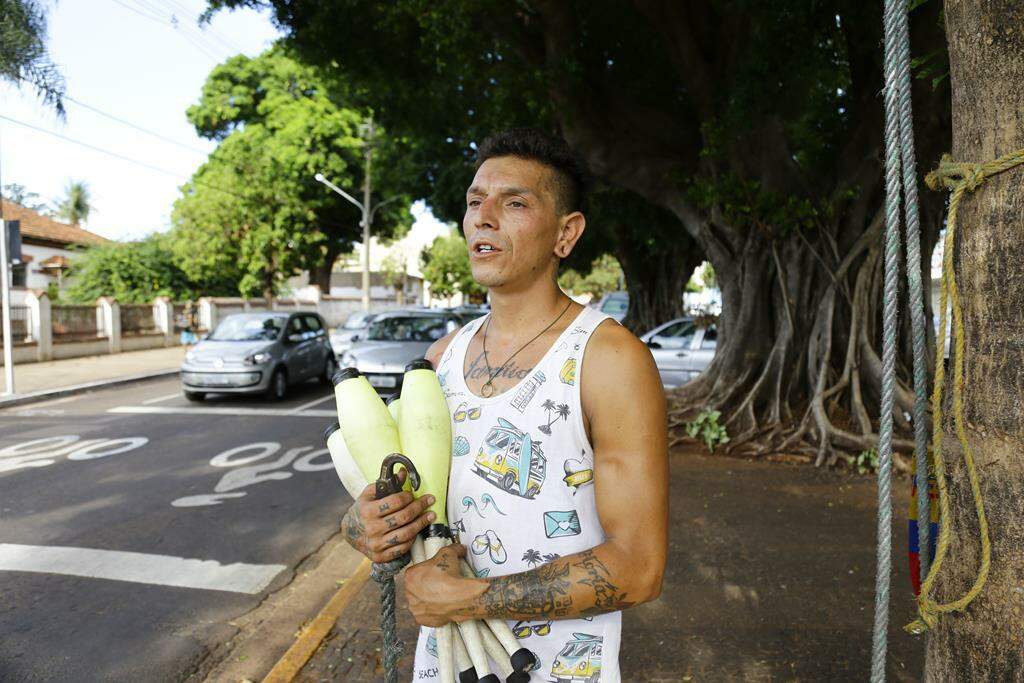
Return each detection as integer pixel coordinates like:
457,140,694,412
475,128,589,214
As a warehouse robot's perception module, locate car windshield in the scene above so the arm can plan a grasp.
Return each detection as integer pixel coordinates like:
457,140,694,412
367,316,448,342
343,312,374,330
600,297,628,315
208,314,285,342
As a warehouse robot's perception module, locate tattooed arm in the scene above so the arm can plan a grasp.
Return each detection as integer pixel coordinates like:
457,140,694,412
405,322,668,625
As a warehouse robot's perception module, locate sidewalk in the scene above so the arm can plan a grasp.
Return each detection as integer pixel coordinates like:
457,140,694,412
291,449,923,682
0,346,186,396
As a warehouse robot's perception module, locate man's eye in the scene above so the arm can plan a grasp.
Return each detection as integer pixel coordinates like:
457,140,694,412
467,199,481,208
508,201,525,208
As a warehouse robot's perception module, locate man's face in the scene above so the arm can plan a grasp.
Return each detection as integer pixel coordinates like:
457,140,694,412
463,156,567,290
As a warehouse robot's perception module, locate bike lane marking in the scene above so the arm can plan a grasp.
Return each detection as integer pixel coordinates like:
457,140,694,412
0,544,286,594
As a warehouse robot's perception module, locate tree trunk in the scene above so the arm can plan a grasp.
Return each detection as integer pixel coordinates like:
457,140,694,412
615,231,703,335
924,1,1024,679
310,243,342,293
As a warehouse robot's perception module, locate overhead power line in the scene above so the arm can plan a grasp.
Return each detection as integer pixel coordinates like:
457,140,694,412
62,95,210,155
107,0,228,63
0,113,248,202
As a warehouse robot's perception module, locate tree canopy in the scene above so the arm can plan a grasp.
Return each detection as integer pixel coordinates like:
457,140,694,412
55,180,91,225
0,0,64,114
64,233,227,304
207,0,952,458
172,47,416,298
419,230,485,302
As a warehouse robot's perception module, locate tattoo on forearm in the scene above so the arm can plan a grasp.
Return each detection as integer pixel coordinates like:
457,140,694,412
573,550,634,615
470,549,634,620
473,560,573,619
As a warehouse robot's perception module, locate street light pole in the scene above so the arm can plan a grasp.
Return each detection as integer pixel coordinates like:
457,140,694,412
360,118,374,312
314,118,402,313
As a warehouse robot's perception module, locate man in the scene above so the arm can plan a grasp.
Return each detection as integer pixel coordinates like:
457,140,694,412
341,129,668,681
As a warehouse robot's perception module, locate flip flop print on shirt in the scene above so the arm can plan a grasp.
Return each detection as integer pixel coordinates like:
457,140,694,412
471,529,508,564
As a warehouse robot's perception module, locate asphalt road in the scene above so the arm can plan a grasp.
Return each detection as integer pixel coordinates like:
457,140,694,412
0,376,351,682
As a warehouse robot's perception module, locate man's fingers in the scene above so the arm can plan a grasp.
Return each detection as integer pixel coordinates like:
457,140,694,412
357,482,376,501
372,540,414,564
381,495,435,530
364,490,413,518
371,512,433,552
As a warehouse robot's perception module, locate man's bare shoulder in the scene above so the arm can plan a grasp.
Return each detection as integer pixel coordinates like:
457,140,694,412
581,319,663,406
425,329,461,369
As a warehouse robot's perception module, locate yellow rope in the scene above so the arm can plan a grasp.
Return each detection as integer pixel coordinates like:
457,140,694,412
905,147,1024,634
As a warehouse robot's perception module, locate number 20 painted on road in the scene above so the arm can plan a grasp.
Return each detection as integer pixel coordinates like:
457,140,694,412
0,435,149,474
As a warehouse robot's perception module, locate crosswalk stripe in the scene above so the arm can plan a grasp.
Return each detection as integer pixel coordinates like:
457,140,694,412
107,406,336,417
0,544,285,594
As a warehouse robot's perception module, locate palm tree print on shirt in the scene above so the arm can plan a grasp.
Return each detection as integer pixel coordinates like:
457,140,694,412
539,400,571,435
523,548,543,567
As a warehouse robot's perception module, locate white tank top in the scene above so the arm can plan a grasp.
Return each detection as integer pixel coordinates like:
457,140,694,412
412,305,621,682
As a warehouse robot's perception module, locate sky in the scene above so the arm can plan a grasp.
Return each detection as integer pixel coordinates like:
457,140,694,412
0,0,448,247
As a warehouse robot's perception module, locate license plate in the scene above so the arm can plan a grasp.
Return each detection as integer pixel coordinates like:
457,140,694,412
368,375,397,388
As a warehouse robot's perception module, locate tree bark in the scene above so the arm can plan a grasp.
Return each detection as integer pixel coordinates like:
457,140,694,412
310,242,342,293
615,236,702,334
923,1,1024,679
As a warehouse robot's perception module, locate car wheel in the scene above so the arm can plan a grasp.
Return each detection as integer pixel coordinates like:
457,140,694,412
266,367,288,401
184,391,205,402
320,355,337,386
502,471,518,492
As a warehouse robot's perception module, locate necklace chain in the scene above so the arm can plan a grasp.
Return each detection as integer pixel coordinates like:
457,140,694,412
480,299,572,397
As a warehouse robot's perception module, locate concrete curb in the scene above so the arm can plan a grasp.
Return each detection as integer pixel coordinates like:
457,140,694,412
0,368,180,409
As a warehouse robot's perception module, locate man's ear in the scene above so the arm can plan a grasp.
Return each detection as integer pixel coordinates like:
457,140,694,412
555,212,586,259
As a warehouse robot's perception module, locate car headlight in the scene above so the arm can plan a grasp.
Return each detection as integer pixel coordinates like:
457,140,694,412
185,350,196,362
244,351,272,366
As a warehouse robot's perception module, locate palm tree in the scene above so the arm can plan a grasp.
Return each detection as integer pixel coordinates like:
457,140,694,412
522,549,542,567
56,180,91,225
556,403,571,421
542,553,561,563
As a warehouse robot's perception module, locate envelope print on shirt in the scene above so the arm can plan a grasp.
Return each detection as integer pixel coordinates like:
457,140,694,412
544,510,582,538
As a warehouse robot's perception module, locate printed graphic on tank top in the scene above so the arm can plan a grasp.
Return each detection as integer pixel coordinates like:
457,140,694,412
412,306,621,683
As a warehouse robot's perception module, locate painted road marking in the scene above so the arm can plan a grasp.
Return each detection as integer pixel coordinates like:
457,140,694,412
107,406,336,418
285,393,335,415
142,392,183,405
0,544,285,594
15,395,80,409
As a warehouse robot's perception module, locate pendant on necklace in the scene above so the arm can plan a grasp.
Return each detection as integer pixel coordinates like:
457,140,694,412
480,381,495,398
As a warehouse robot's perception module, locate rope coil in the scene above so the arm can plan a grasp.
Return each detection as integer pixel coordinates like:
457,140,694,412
904,146,1024,635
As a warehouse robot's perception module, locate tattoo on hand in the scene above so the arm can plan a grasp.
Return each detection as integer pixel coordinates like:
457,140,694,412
385,517,398,530
343,506,367,553
573,550,634,615
386,535,400,548
378,502,390,513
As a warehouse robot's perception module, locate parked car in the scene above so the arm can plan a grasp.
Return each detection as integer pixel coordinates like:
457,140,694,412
448,304,489,326
180,311,336,401
640,317,717,388
338,309,461,392
329,310,378,358
592,291,628,322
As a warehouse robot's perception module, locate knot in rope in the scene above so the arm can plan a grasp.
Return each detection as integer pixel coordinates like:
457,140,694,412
905,146,1024,636
925,149,1024,192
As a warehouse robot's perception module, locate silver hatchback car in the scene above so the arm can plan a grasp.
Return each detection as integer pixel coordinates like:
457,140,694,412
640,317,718,388
181,311,337,401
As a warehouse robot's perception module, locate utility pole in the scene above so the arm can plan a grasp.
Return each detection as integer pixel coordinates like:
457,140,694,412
1,219,14,395
314,116,401,313
360,118,374,311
